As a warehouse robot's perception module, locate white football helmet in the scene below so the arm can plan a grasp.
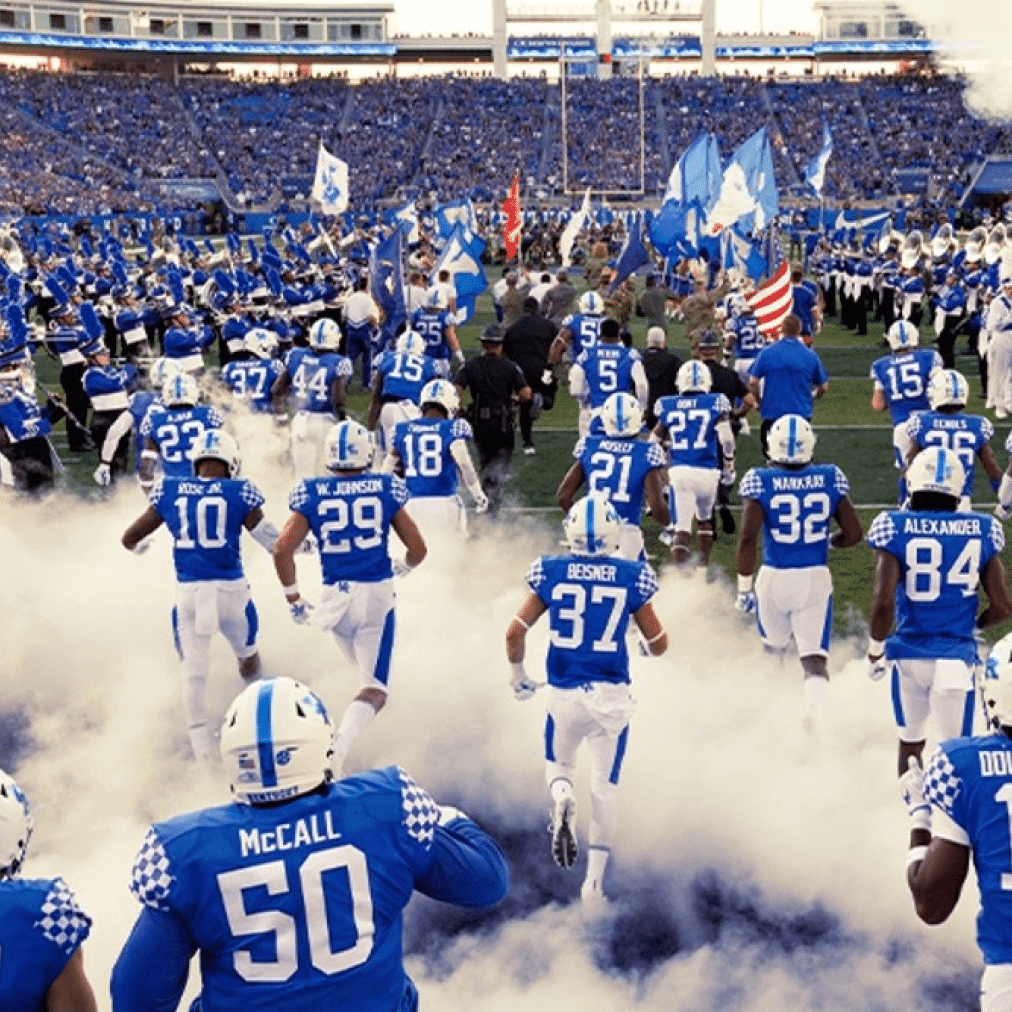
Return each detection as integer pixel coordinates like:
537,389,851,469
579,291,605,316
887,320,919,350
162,371,199,407
906,446,965,500
676,360,712,394
767,414,816,465
190,428,241,477
147,356,179,389
244,328,278,360
730,293,750,315
420,378,459,416
985,631,1012,729
601,392,642,437
427,289,447,311
325,419,373,471
564,494,621,557
396,330,426,357
927,369,969,410
0,770,32,879
309,318,341,352
220,678,334,805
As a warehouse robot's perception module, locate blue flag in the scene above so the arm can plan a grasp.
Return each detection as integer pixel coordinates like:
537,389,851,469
386,201,420,244
664,133,722,213
433,225,488,323
610,212,651,292
434,198,478,241
804,123,833,196
369,229,407,348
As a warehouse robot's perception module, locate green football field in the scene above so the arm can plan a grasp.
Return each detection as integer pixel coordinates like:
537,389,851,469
35,286,1010,638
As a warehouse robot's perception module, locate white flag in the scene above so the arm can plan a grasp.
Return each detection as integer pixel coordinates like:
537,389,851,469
702,163,756,237
312,142,349,215
559,188,592,268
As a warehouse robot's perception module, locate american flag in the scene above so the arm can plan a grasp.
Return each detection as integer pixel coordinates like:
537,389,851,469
502,171,522,261
747,233,792,337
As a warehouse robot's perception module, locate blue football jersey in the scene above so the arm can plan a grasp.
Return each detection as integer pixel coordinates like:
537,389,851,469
151,476,266,583
575,345,642,409
222,359,283,413
526,554,658,688
906,411,994,498
561,312,604,357
574,434,667,526
739,463,850,569
924,734,1012,964
122,767,490,1012
373,350,439,403
391,417,472,498
284,348,353,414
730,313,765,358
409,308,453,361
141,403,225,478
869,349,943,425
0,877,92,1012
654,392,732,469
289,472,408,584
867,509,1003,662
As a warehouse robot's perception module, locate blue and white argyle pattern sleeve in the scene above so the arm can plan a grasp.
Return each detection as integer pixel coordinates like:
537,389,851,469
33,878,92,956
398,768,439,850
130,827,176,913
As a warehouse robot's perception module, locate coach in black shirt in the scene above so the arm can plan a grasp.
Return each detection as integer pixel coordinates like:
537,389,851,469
642,326,680,428
456,325,532,515
504,297,556,454
695,328,757,428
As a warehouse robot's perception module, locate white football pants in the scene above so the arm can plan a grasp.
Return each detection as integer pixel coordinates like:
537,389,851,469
291,410,335,479
314,579,397,691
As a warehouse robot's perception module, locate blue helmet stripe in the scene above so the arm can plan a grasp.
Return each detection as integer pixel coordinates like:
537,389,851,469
616,395,624,434
586,498,597,553
256,681,278,788
935,447,946,487
338,422,349,464
788,415,798,461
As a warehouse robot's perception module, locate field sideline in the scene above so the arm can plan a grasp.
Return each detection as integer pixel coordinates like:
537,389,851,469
32,283,1012,639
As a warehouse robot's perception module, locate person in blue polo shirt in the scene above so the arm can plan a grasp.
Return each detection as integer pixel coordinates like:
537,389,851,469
748,314,829,459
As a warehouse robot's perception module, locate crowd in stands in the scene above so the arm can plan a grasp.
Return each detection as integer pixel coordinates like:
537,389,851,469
0,68,1007,215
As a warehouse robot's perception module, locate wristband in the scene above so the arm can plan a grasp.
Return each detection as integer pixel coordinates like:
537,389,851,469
511,614,531,630
510,661,528,679
907,845,928,868
868,638,885,657
647,630,666,645
141,449,159,461
737,574,753,593
282,583,299,597
992,476,1002,495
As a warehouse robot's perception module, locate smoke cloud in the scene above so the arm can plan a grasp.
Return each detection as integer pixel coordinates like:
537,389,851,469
0,415,982,1009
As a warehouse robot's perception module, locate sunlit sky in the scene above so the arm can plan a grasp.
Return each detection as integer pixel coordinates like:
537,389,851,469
390,0,820,38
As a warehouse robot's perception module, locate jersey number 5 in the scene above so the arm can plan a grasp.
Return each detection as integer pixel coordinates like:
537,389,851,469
217,844,373,982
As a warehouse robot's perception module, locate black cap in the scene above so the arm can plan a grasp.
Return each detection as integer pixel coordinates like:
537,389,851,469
696,328,721,348
481,325,504,343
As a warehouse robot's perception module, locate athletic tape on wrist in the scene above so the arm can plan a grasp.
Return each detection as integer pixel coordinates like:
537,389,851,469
907,845,928,867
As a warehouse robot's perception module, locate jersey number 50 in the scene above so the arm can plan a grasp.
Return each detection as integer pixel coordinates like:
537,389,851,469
217,844,373,982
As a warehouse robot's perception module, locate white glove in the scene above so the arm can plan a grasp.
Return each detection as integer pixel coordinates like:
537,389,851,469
868,653,888,682
721,464,735,487
659,525,676,546
289,597,315,625
473,491,489,514
997,502,1012,522
541,368,554,386
130,537,152,556
393,558,416,578
735,590,757,615
900,756,931,832
510,663,539,701
93,463,112,487
453,349,465,368
298,533,317,554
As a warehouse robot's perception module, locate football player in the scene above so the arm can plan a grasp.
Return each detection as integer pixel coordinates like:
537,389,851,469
111,678,508,1012
408,290,463,378
556,391,670,561
547,290,607,367
870,320,943,504
367,330,439,455
0,769,97,1012
905,369,1003,511
122,429,279,762
138,372,225,495
568,317,648,438
506,495,667,903
653,360,735,574
736,414,863,715
868,447,1012,776
271,318,352,478
274,420,427,772
724,293,766,387
384,379,488,535
901,654,1012,1012
220,328,283,414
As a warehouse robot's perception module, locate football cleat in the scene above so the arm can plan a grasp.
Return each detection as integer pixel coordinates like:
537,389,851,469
550,795,578,870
